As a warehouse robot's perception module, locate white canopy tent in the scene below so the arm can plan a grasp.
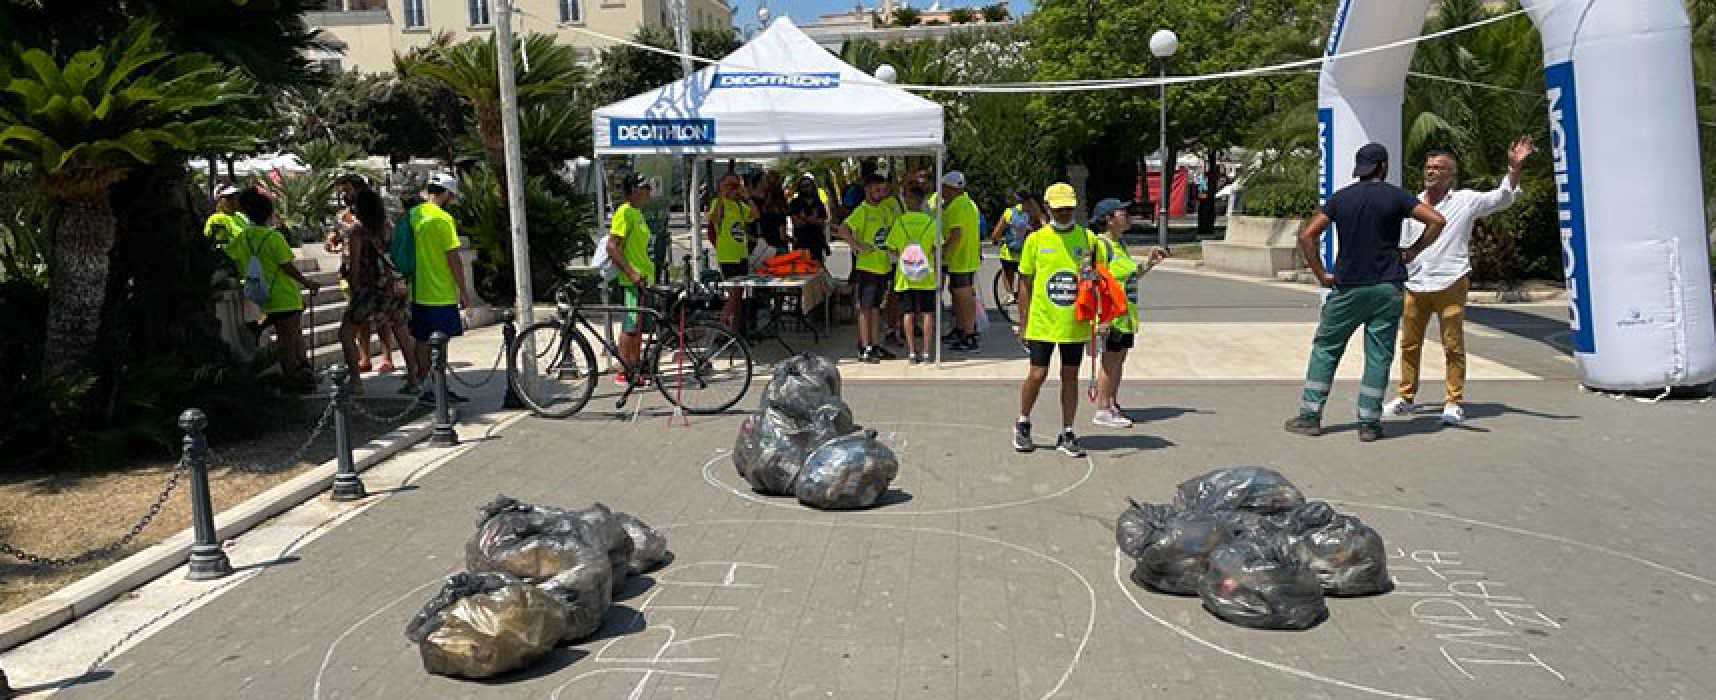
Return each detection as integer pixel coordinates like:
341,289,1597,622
592,17,951,362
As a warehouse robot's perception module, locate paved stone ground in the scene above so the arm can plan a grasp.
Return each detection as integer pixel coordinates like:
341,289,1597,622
24,265,1716,699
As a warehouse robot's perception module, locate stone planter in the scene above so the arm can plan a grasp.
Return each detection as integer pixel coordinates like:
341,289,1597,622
1203,215,1306,278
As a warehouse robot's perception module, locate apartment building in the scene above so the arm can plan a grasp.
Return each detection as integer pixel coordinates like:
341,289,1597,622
308,0,734,73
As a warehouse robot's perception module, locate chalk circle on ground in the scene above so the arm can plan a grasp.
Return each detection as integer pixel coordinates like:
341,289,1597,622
314,519,1095,700
701,420,1095,515
1110,501,1716,699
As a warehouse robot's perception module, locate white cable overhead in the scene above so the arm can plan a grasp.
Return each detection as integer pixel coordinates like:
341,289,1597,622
561,5,1540,94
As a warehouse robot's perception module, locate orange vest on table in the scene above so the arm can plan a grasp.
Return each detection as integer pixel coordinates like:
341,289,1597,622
754,249,822,276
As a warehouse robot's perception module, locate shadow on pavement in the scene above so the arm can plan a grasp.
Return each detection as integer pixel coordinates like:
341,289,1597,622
584,605,647,643
472,648,589,685
231,555,301,573
1466,305,1573,354
1080,434,1175,454
872,489,914,508
1318,401,1580,438
613,575,656,603
24,670,113,695
1119,406,1209,424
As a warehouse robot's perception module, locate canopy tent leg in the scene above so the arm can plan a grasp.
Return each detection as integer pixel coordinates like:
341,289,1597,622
934,151,944,368
688,157,703,287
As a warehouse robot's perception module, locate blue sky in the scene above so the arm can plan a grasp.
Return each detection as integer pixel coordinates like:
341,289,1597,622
727,0,1034,30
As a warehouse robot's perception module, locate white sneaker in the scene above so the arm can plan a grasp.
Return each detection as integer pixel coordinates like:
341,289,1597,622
1092,409,1132,429
1383,397,1415,417
1440,403,1465,426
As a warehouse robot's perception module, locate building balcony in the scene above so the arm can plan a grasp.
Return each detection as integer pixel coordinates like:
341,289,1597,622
305,9,390,27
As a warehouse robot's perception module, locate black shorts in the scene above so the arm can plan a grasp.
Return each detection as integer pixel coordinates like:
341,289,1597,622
898,289,936,313
999,259,1020,274
409,303,464,343
720,262,748,280
1027,340,1086,368
1104,331,1136,352
853,270,890,309
257,309,304,331
945,270,976,290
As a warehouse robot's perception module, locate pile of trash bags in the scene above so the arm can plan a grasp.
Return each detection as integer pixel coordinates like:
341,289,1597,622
1116,467,1391,630
733,354,899,510
406,496,671,678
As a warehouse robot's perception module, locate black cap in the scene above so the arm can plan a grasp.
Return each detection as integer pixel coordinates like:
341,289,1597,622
1352,142,1388,178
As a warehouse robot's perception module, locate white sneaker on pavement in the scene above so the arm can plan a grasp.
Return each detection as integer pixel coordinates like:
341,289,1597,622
1383,397,1415,417
1092,409,1131,429
1441,403,1465,426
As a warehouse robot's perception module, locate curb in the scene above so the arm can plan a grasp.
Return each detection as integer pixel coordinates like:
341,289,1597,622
0,414,437,653
1165,260,1569,304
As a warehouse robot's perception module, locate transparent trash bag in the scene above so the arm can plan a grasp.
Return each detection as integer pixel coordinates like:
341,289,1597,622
1115,498,1175,559
1275,502,1392,596
465,496,618,640
1199,536,1328,630
1130,509,1260,595
614,512,672,574
734,401,857,495
537,549,613,642
405,572,568,679
567,502,635,586
795,430,900,510
1173,467,1305,515
760,353,843,421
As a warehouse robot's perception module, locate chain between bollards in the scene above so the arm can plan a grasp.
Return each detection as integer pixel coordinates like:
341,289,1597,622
429,331,460,446
180,409,232,581
327,365,367,502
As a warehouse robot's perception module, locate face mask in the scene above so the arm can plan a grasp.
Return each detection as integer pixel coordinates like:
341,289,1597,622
1049,219,1076,232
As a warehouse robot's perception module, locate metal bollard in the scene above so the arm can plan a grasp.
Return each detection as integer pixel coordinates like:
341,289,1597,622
429,331,460,446
500,309,524,410
181,409,232,581
328,365,367,501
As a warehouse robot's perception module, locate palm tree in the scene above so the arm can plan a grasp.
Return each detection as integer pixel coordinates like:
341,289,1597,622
891,7,924,27
400,33,581,188
948,7,977,24
0,24,252,380
981,3,1010,23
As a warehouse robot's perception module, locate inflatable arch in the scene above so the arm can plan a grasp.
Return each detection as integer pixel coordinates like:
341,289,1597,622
1317,0,1716,391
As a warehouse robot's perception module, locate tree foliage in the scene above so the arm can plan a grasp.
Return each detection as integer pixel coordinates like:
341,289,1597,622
586,26,742,107
891,7,923,27
948,8,976,24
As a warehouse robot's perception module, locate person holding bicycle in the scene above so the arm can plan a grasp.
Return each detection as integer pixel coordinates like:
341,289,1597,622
608,174,656,386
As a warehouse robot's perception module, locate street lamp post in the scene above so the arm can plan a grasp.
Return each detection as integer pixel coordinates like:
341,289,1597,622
1150,29,1179,250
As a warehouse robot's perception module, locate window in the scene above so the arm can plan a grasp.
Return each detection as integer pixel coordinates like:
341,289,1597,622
468,0,491,26
559,0,582,23
403,0,426,27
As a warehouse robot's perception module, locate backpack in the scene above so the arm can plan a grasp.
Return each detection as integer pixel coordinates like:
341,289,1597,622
390,206,417,281
1004,207,1030,253
900,242,932,282
236,228,272,307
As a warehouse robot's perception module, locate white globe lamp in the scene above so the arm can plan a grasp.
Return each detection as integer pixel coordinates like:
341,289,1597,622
874,64,898,83
1149,29,1179,58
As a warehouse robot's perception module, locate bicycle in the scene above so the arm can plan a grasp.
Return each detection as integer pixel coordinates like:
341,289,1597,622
507,264,753,418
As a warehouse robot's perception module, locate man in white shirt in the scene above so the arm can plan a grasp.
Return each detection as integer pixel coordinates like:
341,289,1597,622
1385,136,1534,426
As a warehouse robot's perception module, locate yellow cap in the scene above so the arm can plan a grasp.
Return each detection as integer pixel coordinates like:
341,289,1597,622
1044,183,1077,209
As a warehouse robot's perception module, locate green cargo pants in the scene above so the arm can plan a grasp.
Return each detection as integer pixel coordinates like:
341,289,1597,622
1298,282,1405,425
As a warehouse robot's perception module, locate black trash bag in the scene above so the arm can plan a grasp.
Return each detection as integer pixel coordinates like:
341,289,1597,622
761,353,843,420
1275,502,1392,596
537,548,613,641
1173,467,1305,515
795,430,900,509
405,572,568,678
614,512,672,574
1130,509,1261,595
568,502,636,583
1199,536,1328,630
1115,499,1175,560
465,495,620,632
466,496,591,581
733,401,857,495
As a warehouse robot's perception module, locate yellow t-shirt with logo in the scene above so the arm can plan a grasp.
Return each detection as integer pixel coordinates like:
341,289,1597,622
410,202,462,306
885,211,940,292
228,223,303,314
1098,235,1141,334
203,212,247,246
610,202,654,287
843,201,897,274
707,198,754,264
942,193,982,273
1018,225,1096,343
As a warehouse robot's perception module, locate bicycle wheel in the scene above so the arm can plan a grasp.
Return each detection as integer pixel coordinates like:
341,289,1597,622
509,320,597,418
652,321,753,414
991,267,1015,325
